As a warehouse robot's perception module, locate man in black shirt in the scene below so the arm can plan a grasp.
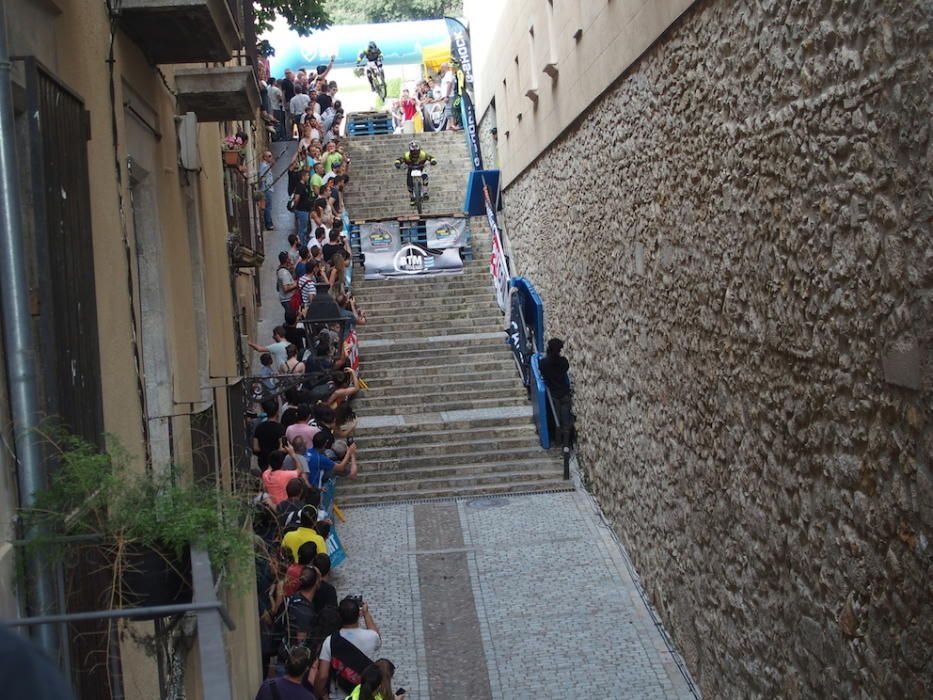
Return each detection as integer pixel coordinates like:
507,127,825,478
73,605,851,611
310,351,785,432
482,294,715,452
321,229,350,265
538,338,573,450
280,70,297,140
283,309,306,356
252,399,285,469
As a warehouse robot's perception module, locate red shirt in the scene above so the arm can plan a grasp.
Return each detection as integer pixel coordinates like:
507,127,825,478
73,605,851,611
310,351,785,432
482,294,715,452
401,98,417,121
284,562,303,596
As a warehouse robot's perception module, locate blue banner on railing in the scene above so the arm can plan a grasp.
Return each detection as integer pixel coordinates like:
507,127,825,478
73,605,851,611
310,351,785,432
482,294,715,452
508,277,546,355
530,354,551,449
321,478,347,567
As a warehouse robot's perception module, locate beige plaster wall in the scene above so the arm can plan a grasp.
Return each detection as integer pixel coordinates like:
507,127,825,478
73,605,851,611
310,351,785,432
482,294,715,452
464,0,696,186
499,0,933,696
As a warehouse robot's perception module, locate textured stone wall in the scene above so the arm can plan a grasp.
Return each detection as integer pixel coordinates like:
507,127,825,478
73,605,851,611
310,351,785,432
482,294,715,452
502,1,932,697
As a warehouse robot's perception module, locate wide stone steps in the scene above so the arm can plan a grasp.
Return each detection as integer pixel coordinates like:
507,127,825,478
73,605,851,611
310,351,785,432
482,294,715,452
356,412,535,437
361,324,502,341
363,307,499,326
360,376,524,400
357,394,527,415
361,442,543,471
345,130,471,221
359,334,504,358
355,423,536,448
360,364,519,385
338,469,570,507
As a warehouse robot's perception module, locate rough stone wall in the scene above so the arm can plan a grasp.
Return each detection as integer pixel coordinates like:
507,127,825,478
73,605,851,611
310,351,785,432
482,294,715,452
502,1,933,697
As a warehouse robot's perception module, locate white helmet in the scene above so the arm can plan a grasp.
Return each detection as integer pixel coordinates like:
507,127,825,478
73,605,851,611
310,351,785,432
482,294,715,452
408,140,419,151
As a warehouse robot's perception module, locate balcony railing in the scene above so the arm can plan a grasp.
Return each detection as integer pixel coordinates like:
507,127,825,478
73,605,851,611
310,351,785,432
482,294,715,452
224,164,264,266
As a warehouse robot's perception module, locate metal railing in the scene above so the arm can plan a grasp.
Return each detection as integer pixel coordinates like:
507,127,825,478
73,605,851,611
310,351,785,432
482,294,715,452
223,165,263,256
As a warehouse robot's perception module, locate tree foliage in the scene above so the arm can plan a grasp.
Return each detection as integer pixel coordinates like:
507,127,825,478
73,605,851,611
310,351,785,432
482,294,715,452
327,0,463,24
255,0,331,37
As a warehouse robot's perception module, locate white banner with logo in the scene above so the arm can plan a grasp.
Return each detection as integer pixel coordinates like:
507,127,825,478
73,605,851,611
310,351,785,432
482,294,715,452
359,221,402,280
425,217,467,249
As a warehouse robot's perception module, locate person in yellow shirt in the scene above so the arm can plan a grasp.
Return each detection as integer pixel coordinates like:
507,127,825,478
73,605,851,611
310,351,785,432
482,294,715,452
282,506,328,563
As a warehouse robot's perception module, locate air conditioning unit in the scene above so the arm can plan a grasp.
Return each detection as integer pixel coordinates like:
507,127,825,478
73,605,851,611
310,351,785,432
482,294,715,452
176,112,200,171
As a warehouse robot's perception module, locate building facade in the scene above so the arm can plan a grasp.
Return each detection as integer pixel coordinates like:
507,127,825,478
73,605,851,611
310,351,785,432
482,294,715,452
1,0,267,697
465,0,932,697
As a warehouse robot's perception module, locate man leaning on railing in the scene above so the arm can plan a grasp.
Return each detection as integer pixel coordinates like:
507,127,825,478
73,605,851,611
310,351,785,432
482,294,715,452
540,338,574,455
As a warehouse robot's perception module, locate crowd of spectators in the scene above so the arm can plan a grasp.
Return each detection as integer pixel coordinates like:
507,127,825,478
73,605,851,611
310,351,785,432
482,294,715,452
390,61,462,133
246,60,406,700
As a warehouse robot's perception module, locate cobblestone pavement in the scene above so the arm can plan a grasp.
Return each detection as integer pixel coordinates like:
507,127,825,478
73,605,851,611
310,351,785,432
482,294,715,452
332,491,697,699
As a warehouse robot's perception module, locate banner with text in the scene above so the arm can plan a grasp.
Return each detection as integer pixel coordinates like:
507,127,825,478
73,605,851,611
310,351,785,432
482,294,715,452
425,217,467,249
445,16,482,170
359,221,402,280
483,177,509,311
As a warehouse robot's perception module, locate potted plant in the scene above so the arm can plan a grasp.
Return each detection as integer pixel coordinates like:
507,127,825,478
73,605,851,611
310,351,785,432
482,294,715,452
222,134,246,167
20,433,254,612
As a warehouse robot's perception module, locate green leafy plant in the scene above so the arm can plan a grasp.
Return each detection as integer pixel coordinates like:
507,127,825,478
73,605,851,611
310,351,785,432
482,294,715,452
255,0,330,37
21,432,255,603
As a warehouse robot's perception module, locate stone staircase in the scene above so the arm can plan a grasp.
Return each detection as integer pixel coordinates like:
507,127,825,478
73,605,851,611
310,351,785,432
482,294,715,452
342,288,569,505
344,128,472,221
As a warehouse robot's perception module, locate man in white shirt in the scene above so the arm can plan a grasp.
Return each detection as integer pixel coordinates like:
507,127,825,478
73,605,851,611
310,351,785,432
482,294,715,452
439,63,460,131
313,597,381,698
248,326,290,368
268,79,285,140
289,87,311,122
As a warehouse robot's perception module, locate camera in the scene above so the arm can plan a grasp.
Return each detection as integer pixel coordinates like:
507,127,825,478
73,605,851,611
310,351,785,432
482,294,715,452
347,594,363,605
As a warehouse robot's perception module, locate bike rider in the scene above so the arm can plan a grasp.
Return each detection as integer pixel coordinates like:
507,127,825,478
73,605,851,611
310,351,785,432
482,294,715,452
357,41,384,91
394,140,437,204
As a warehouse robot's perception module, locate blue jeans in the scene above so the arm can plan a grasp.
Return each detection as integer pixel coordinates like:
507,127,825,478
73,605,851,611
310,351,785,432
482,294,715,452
294,210,309,240
263,191,274,229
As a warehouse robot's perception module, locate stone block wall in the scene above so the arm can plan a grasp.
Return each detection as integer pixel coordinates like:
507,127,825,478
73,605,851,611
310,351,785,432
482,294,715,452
501,0,932,697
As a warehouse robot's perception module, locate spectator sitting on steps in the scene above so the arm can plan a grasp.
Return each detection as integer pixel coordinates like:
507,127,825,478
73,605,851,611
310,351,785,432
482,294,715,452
539,337,573,452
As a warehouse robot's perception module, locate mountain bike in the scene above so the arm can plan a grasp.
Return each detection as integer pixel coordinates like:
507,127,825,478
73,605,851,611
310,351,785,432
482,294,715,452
364,60,387,101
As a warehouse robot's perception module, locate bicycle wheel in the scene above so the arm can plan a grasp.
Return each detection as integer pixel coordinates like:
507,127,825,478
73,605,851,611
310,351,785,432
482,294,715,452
375,71,387,101
413,178,423,216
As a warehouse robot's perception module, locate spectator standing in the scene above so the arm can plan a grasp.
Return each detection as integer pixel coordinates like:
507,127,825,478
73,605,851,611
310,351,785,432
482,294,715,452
282,507,330,562
254,648,315,700
539,337,573,451
400,89,417,122
312,598,382,698
251,399,286,470
259,150,275,230
290,87,311,126
291,170,313,242
268,79,285,141
286,404,318,446
311,553,338,613
250,327,291,368
309,161,326,196
439,62,460,131
283,309,306,355
281,70,297,138
277,479,308,535
284,541,318,596
262,449,303,506
275,252,298,313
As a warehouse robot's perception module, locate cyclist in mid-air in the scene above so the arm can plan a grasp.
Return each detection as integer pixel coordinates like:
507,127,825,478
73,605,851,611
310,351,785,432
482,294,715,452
357,41,384,92
394,140,437,204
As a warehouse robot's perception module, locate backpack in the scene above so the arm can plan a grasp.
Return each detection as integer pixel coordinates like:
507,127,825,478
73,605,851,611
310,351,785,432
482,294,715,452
329,630,374,693
275,593,318,663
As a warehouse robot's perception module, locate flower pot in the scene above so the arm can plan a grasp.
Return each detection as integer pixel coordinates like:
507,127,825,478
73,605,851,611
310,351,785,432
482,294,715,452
222,150,242,167
120,544,192,611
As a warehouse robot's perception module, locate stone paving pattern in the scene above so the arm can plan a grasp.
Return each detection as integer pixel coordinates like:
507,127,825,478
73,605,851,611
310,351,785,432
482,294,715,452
335,492,695,699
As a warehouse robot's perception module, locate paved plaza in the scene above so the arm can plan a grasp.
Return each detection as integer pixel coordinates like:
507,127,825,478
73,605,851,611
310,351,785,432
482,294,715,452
330,490,697,699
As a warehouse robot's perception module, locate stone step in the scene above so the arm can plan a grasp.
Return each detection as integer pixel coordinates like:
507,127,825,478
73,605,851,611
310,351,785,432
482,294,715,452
356,394,527,415
356,293,497,310
362,325,502,341
360,440,542,469
363,307,499,326
360,363,518,385
360,348,508,370
355,411,535,437
342,458,562,494
361,376,524,400
337,474,572,507
355,422,537,449
358,333,505,354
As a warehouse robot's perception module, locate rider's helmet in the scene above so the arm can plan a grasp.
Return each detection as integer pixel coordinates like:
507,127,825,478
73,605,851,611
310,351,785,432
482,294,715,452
368,41,378,52
408,140,420,152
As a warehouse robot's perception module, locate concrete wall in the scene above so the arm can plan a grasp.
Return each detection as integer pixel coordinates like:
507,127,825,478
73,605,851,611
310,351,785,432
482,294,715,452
464,0,696,186
496,0,933,697
3,0,262,696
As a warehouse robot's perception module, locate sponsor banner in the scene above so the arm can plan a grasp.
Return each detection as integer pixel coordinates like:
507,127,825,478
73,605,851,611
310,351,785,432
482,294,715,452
425,217,467,249
321,478,347,567
507,287,532,388
342,328,360,371
386,242,463,277
445,16,483,169
482,176,509,311
359,221,402,280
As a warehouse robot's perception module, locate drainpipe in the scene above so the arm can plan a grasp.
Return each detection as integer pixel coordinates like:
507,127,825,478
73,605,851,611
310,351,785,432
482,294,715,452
0,1,60,659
